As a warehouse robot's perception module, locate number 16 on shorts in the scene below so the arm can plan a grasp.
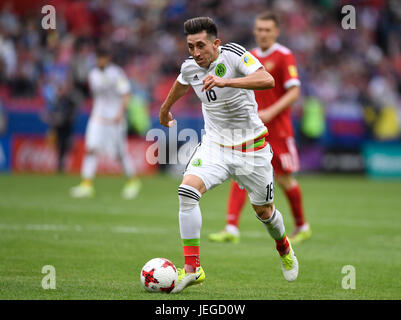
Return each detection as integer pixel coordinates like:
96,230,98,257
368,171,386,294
266,182,274,202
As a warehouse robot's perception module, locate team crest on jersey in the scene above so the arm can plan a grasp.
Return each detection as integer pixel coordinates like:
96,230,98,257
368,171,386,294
288,65,298,77
215,63,226,77
242,54,255,66
191,158,202,167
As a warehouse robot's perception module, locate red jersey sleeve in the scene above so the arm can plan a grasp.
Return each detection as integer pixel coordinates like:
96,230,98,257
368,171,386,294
281,52,301,90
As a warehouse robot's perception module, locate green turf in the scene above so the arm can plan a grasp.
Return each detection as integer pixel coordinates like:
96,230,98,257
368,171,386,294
0,173,400,299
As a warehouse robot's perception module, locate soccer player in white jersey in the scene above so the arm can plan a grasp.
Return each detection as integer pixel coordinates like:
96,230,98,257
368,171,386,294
158,17,298,293
70,47,141,199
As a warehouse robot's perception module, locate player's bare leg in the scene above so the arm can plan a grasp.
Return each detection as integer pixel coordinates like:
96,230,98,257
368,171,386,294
182,174,207,194
70,150,97,198
253,203,298,282
275,174,311,244
173,174,206,293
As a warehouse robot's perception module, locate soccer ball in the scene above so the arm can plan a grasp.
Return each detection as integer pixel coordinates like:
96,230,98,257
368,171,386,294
140,258,178,293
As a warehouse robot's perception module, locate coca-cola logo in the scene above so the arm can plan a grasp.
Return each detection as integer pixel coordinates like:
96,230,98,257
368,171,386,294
11,136,157,174
14,140,57,172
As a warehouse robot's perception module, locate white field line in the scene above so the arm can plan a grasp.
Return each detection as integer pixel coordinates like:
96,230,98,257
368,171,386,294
0,223,167,235
0,199,131,215
0,223,267,239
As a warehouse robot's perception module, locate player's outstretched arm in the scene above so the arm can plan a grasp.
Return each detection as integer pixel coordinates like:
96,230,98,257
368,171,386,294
159,80,190,127
202,68,274,92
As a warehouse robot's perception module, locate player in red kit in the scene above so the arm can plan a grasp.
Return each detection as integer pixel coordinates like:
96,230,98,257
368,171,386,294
209,11,311,244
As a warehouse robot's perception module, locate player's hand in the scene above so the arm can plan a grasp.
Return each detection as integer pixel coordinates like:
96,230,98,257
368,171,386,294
258,108,275,124
201,75,227,92
159,110,176,127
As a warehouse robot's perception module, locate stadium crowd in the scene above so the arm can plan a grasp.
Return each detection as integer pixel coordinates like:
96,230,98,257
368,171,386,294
0,0,400,140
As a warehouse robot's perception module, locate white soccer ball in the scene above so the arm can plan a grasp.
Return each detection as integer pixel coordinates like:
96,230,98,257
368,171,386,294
140,258,178,293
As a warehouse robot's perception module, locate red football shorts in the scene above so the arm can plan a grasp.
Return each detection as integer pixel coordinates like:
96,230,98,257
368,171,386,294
269,136,300,175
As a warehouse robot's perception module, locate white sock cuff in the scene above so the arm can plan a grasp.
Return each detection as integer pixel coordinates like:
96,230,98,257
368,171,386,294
178,184,202,201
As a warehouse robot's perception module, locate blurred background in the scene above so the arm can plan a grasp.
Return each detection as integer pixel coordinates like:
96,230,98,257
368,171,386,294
0,0,400,178
1,0,401,301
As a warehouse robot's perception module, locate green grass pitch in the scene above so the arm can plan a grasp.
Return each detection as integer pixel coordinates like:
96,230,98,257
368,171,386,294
0,173,400,300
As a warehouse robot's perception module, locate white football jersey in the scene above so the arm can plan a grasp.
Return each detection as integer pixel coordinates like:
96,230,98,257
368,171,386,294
88,63,131,120
177,43,267,146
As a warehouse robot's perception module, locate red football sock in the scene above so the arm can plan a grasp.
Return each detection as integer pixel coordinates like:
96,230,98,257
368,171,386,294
285,184,306,227
275,235,290,256
226,181,248,228
183,246,200,273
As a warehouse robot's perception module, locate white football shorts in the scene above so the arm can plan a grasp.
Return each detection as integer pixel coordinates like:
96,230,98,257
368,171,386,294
184,135,274,206
85,117,128,158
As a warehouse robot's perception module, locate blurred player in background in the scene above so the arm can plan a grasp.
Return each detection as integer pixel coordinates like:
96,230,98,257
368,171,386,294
159,17,298,293
70,47,141,199
44,80,81,173
209,11,311,244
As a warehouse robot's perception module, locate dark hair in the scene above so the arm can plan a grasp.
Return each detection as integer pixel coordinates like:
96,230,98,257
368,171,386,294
96,46,111,58
184,17,218,39
255,11,280,27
